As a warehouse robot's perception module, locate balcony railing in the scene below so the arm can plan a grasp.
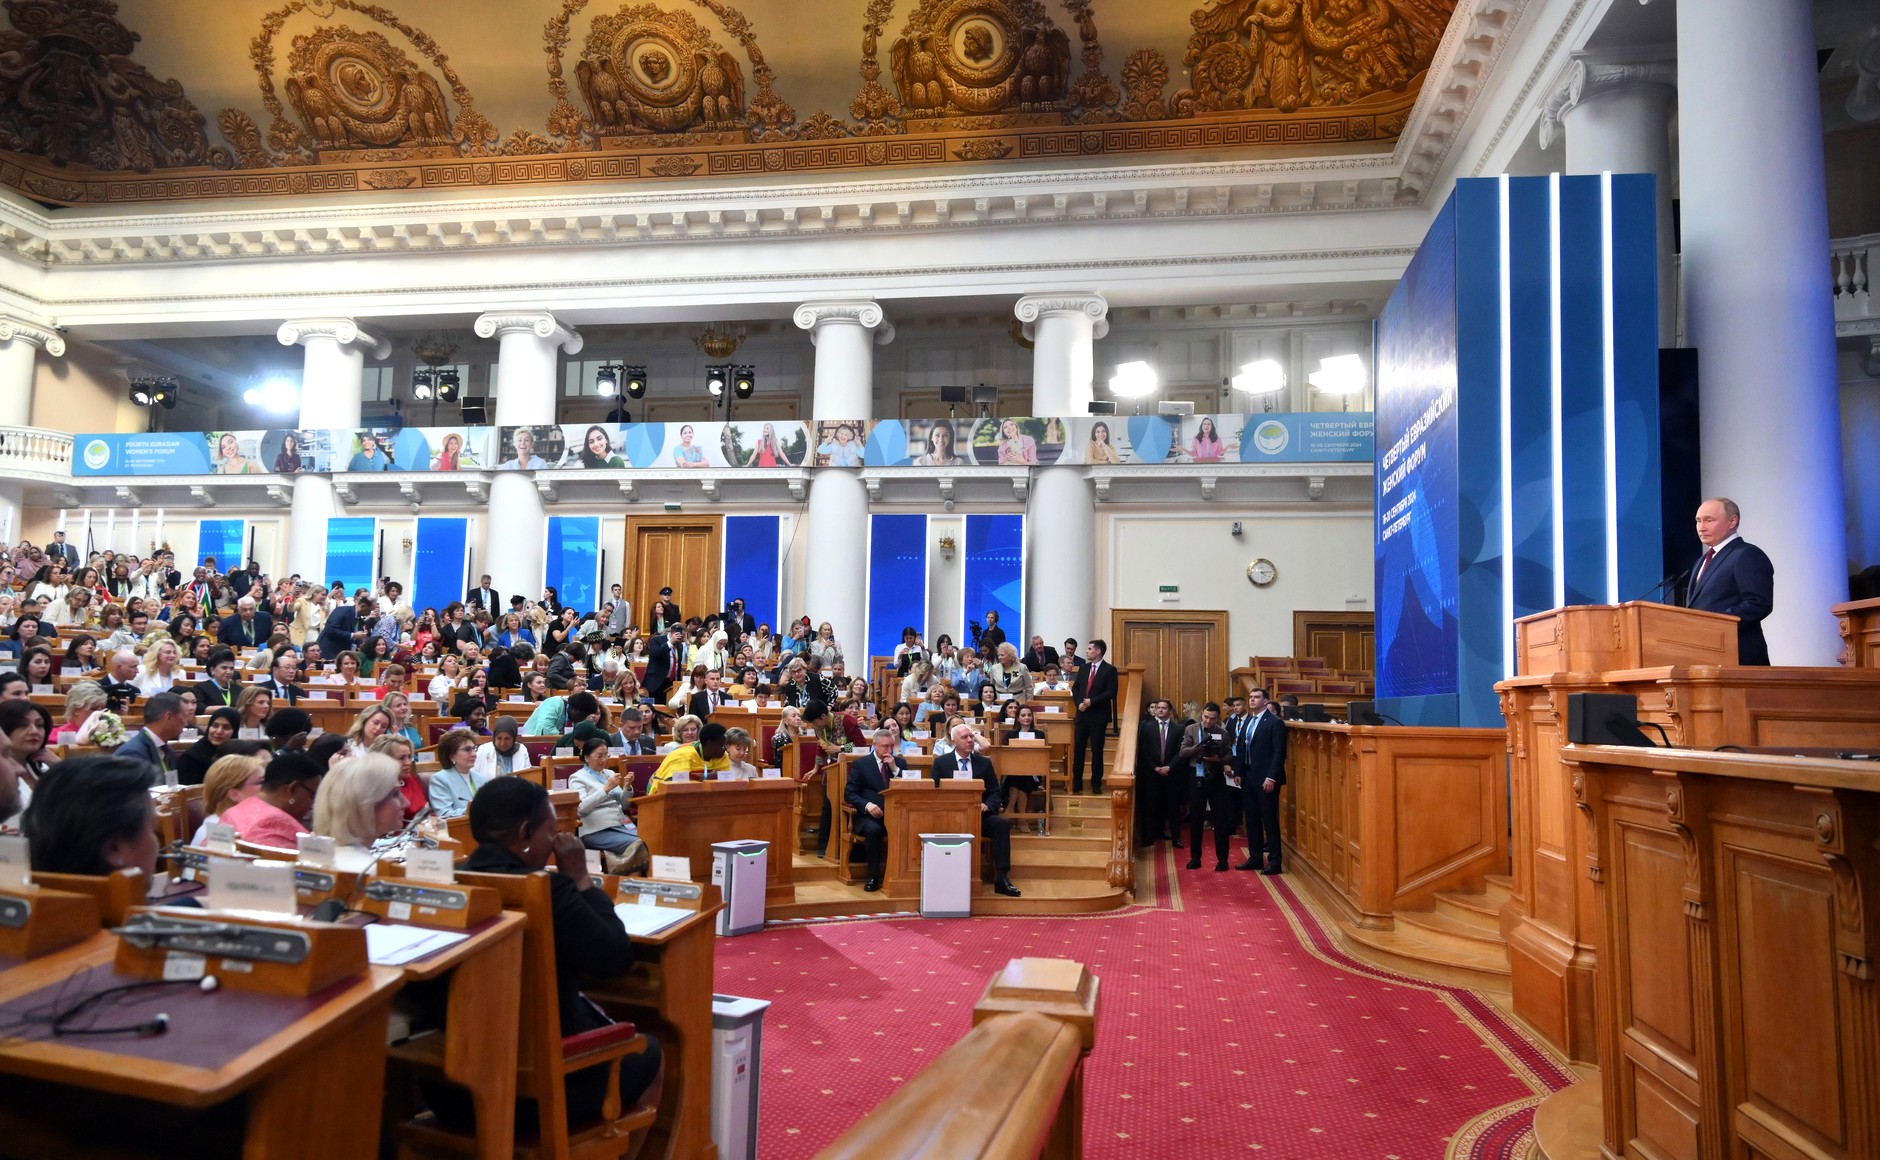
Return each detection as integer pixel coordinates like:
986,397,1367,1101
1833,232,1875,329
0,426,72,475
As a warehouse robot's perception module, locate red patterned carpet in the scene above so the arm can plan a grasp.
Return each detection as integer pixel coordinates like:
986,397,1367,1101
717,843,1574,1158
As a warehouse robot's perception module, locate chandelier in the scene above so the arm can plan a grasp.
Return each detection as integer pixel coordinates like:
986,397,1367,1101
692,323,747,360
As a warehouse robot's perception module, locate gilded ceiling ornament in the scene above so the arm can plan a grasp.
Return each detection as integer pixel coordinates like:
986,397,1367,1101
1172,0,1453,116
575,5,746,140
889,0,1072,124
1119,48,1169,121
0,0,230,171
238,0,498,164
1059,0,1120,124
848,0,902,135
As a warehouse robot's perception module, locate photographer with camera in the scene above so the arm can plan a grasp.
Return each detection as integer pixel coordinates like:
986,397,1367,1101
1177,701,1237,871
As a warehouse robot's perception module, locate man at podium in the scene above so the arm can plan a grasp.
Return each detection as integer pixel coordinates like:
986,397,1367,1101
1685,497,1774,666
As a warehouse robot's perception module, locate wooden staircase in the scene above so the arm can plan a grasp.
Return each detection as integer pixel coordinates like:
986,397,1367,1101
1324,874,1514,993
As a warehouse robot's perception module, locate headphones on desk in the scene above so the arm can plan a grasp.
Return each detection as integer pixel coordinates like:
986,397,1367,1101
43,974,218,1039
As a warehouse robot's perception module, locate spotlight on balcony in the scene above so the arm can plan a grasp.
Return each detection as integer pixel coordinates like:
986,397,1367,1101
624,365,647,399
732,365,755,399
595,363,622,398
705,365,728,398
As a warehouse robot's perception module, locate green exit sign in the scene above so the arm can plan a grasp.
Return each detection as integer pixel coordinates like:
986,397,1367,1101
1158,584,1179,594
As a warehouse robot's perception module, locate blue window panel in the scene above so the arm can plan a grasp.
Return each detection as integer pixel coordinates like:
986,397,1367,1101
323,517,377,597
412,518,469,619
962,515,1023,654
545,516,601,615
196,519,246,570
723,515,781,632
867,514,928,666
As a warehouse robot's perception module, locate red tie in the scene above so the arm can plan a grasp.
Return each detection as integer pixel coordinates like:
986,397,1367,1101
1694,547,1716,593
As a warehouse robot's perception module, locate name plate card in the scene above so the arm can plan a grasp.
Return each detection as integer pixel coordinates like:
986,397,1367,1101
651,855,691,881
404,847,455,885
296,833,337,869
0,834,29,890
204,823,239,856
898,769,922,780
206,857,297,915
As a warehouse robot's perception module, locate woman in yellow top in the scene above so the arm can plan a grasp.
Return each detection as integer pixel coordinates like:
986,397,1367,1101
647,721,731,794
1083,420,1121,464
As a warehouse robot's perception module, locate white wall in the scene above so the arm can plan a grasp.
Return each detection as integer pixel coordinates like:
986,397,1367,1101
1105,508,1374,665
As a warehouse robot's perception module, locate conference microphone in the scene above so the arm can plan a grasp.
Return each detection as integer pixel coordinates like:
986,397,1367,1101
1633,567,1690,604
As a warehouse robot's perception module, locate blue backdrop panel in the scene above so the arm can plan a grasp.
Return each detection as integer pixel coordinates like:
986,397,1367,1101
962,515,1024,655
1608,174,1664,602
723,515,781,631
323,518,376,596
545,517,601,615
196,519,246,569
867,514,927,666
412,517,469,619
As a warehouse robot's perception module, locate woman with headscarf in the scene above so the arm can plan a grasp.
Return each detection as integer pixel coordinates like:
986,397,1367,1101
177,706,243,786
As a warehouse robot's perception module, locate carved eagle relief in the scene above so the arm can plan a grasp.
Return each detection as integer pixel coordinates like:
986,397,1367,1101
575,5,746,136
889,0,1072,118
283,26,455,152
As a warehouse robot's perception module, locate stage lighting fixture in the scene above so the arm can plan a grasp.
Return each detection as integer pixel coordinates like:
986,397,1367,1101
130,375,182,409
243,377,298,414
1109,360,1158,398
1230,359,1287,395
1308,354,1367,395
732,365,755,399
624,365,647,399
705,365,728,398
436,369,460,403
595,363,622,398
411,371,435,401
1086,400,1117,415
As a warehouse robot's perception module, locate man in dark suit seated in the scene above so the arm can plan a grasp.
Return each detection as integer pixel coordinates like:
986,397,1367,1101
1683,497,1776,666
844,727,909,891
931,723,1021,897
1233,688,1288,873
685,667,728,721
263,651,305,705
216,596,273,651
192,647,240,712
114,691,188,786
1135,697,1185,848
1070,639,1117,794
1021,635,1059,673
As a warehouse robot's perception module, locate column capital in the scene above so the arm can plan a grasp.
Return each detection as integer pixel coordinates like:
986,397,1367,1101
0,314,65,357
276,317,392,360
1539,50,1677,150
1015,293,1110,341
793,301,894,346
473,311,585,355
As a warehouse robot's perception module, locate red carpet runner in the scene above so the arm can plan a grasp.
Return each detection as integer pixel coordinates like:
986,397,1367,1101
716,843,1574,1158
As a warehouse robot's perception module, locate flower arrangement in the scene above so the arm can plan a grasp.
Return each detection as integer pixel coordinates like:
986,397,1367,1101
77,709,127,748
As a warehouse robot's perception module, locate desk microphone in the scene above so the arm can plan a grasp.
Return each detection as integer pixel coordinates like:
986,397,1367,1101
1633,567,1690,604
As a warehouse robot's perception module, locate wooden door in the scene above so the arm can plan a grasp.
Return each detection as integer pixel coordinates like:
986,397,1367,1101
1110,609,1229,713
625,516,722,629
1292,611,1375,672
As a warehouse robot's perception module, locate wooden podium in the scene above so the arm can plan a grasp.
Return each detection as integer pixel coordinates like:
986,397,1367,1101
881,780,984,901
1833,595,1880,668
1497,601,1880,1062
636,780,798,908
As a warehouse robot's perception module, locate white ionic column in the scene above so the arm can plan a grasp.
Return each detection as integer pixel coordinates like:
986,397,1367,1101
1017,294,1107,646
488,472,549,609
473,312,584,426
0,316,65,428
279,319,390,580
795,302,892,662
1539,52,1678,344
1679,0,1848,664
1014,294,1109,415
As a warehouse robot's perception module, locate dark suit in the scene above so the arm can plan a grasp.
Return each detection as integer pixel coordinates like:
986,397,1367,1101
685,689,726,722
724,611,756,641
645,637,685,703
1021,645,1059,673
931,751,1012,873
1235,709,1288,870
114,729,173,786
46,541,78,566
487,651,521,690
1683,538,1775,666
1070,658,1117,792
1178,722,1235,866
192,677,237,711
316,606,361,663
844,752,907,881
263,679,305,706
1135,715,1185,845
466,586,501,614
216,611,273,649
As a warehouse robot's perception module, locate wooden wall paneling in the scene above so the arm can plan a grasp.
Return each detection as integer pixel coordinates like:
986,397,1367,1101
624,516,722,631
1291,610,1375,671
1109,609,1229,711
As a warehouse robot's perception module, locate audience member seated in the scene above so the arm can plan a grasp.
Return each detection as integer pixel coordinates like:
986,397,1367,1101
720,728,759,780
472,716,529,779
51,681,108,744
312,752,406,870
383,690,422,746
234,684,273,735
189,646,240,712
22,756,163,878
191,749,269,845
115,691,188,785
430,728,492,818
265,707,314,752
369,734,426,821
659,713,702,755
427,654,463,703
845,727,909,891
569,736,645,869
219,750,326,848
347,705,394,755
648,721,728,793
177,706,242,785
932,723,1021,897
440,777,663,1137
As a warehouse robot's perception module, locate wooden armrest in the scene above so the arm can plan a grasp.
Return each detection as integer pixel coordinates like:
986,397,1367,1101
562,1021,644,1067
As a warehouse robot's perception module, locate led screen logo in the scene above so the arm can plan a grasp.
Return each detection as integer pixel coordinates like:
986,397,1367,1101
82,439,111,470
1251,420,1289,455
